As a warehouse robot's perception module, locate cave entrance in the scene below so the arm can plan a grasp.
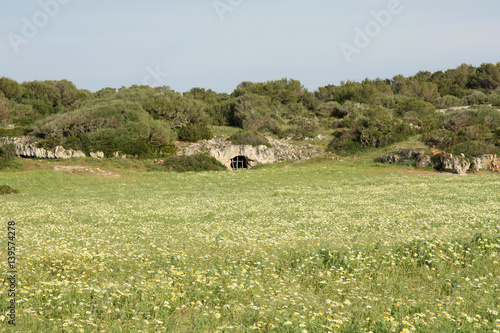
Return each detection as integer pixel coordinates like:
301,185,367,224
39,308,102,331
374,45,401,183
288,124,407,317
230,155,248,170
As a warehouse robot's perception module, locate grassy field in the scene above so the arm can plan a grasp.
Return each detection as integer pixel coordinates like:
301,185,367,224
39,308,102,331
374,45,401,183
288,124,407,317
0,159,499,332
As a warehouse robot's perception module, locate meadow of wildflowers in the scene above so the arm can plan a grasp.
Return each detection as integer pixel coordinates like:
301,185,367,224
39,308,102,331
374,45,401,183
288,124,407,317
0,161,499,332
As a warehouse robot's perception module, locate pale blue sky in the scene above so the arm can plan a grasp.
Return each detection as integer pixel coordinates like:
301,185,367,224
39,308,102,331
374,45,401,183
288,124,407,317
1,0,500,93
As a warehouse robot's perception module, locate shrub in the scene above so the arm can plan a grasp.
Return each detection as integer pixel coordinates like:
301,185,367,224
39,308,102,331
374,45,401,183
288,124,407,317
86,129,164,159
119,139,157,158
422,129,458,149
292,117,320,139
0,126,32,138
458,125,493,141
0,77,24,100
177,123,212,142
0,185,19,195
434,95,463,109
229,131,271,147
448,141,500,157
233,93,275,131
490,94,500,107
161,154,227,172
464,91,488,105
160,143,178,157
0,144,20,170
326,140,364,156
268,124,287,139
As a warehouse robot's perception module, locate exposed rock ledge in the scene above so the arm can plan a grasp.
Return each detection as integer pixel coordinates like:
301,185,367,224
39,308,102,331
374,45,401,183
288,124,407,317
0,137,102,159
378,148,500,174
175,136,323,169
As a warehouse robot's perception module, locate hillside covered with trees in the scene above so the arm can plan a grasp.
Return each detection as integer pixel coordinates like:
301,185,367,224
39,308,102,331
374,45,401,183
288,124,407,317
1,62,500,159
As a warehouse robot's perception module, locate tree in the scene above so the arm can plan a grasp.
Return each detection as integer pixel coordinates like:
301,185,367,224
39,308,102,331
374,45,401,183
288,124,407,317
0,92,9,125
96,87,117,98
45,80,80,106
0,77,24,101
467,63,500,90
233,78,305,105
21,81,63,114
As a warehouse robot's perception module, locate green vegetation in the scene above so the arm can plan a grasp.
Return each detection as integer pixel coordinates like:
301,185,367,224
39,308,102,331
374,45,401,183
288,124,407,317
1,63,500,332
1,62,500,158
0,126,32,138
229,131,271,147
177,123,213,142
0,160,499,331
0,144,20,170
0,184,19,195
159,154,227,172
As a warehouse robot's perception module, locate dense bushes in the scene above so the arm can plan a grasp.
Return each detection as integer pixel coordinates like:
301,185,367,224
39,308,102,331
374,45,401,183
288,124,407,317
448,141,500,157
229,131,271,147
0,144,19,170
233,93,277,131
32,99,176,158
422,107,500,154
422,129,458,149
0,77,23,101
327,140,364,156
177,123,212,142
327,106,416,155
1,62,500,159
0,126,32,138
161,154,226,172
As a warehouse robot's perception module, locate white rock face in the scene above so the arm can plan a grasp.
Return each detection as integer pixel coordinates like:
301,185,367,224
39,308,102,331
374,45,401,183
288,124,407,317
209,143,275,169
0,137,87,159
176,136,322,169
440,152,470,174
89,151,105,159
473,154,500,172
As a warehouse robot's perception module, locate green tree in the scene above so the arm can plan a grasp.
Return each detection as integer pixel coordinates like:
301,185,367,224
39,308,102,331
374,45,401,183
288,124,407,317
45,80,80,106
467,62,500,90
233,78,305,105
0,77,24,101
0,92,9,125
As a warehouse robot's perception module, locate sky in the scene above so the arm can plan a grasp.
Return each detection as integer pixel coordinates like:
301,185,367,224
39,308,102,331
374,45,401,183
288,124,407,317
1,0,500,94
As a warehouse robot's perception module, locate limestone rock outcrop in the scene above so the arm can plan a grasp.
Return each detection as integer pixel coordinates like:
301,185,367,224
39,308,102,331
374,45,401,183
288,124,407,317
0,137,88,159
176,136,322,169
415,155,432,168
473,154,500,172
90,151,105,159
439,152,470,174
378,154,400,164
399,149,425,160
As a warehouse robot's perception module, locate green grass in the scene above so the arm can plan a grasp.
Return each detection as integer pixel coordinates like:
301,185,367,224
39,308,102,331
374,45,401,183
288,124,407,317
0,160,499,332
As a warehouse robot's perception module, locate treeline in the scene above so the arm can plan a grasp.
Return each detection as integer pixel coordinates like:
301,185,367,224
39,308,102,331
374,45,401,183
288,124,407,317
0,62,499,158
